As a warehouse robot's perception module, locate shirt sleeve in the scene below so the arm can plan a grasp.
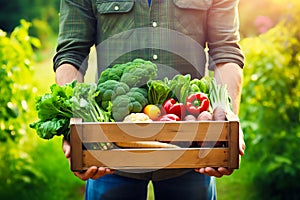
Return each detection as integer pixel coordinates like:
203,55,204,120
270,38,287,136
207,0,245,70
53,0,96,74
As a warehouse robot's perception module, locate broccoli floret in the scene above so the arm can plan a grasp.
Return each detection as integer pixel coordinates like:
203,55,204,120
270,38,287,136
98,59,157,87
111,87,148,121
96,80,130,110
98,68,121,84
97,63,129,84
120,59,157,87
111,95,131,121
126,87,148,110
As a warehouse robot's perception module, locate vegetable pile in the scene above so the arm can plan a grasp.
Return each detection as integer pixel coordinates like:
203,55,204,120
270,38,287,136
144,73,232,122
30,58,232,140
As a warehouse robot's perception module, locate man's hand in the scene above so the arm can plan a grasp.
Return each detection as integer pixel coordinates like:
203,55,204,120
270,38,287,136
62,138,114,181
195,127,246,177
195,62,245,177
57,64,113,180
55,63,84,85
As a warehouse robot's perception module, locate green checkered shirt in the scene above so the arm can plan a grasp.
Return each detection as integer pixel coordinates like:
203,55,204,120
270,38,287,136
54,0,244,79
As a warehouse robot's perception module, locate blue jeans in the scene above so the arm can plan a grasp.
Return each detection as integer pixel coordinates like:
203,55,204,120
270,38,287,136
85,171,216,200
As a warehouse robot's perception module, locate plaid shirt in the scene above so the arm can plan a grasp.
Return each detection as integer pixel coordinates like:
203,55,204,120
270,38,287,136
53,0,244,181
54,0,244,79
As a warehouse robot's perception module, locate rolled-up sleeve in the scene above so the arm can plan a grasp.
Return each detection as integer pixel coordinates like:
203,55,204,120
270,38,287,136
53,0,96,74
207,0,244,70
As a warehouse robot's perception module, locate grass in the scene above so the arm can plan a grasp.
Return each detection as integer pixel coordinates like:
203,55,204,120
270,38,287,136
216,154,256,200
28,47,86,200
25,137,85,200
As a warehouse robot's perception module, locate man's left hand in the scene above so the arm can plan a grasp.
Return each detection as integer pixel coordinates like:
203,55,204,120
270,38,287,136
195,127,245,178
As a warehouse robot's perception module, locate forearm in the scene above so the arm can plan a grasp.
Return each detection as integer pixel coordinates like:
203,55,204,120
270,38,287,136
55,63,84,86
214,62,243,115
56,63,84,155
53,0,96,75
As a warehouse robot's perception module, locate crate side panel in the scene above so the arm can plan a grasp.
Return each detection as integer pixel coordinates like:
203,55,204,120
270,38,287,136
228,121,240,169
81,122,229,142
81,148,228,169
70,124,83,171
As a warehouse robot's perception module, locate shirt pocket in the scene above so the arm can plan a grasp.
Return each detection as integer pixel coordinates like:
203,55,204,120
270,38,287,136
95,0,135,38
173,0,212,10
96,0,135,14
172,0,212,43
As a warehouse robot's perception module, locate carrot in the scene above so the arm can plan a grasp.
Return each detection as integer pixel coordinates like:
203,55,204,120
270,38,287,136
115,141,180,148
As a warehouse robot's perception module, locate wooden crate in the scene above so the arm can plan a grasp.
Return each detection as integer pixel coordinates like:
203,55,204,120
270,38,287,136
70,116,240,171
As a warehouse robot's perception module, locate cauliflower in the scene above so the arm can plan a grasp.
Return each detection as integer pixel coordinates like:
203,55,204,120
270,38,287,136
123,113,152,123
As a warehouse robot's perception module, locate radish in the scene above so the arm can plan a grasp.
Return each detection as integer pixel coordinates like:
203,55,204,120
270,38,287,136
208,78,232,121
197,111,212,121
184,114,197,121
212,106,226,121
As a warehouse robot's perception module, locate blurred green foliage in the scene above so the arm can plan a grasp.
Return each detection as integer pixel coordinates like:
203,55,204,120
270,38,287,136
0,0,60,48
0,0,60,33
0,20,85,200
239,11,300,200
0,20,45,196
0,20,40,142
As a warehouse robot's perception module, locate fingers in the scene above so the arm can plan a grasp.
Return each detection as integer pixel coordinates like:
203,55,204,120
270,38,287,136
62,138,71,158
218,167,233,176
240,140,246,156
90,167,114,180
239,126,246,156
74,166,115,181
195,167,233,178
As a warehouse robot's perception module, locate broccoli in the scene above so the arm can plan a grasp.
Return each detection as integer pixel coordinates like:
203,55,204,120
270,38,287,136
127,87,148,113
98,59,157,87
96,59,156,120
111,87,148,121
119,59,158,87
95,80,130,110
97,63,129,84
111,95,131,121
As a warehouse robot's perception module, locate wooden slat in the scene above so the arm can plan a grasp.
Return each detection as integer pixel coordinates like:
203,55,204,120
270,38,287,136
70,119,83,171
70,118,240,171
78,121,229,142
228,120,240,169
81,148,229,170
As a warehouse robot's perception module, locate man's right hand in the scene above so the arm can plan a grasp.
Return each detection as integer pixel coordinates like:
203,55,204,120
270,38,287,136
55,63,84,85
62,138,114,181
57,64,114,181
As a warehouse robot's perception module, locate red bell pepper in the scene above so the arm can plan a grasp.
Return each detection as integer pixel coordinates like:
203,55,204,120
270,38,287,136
158,114,180,121
162,98,186,119
185,92,209,115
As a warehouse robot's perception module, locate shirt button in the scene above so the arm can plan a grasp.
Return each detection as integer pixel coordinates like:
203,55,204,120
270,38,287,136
152,21,158,28
153,54,158,60
114,5,120,11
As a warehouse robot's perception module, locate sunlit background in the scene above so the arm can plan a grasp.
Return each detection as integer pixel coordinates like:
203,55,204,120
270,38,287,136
0,0,299,199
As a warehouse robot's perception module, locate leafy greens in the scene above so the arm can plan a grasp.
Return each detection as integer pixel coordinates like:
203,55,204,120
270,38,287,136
30,81,112,140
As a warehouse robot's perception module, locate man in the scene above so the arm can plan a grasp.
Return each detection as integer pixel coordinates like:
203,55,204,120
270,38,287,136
54,0,245,199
